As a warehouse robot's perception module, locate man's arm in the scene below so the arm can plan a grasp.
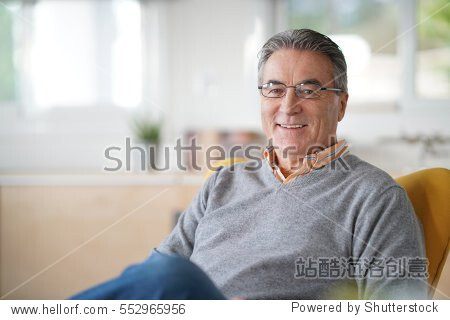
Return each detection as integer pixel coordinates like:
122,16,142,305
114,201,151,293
352,185,429,299
155,169,220,258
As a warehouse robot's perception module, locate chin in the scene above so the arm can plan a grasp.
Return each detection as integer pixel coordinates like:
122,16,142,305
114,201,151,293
273,140,308,156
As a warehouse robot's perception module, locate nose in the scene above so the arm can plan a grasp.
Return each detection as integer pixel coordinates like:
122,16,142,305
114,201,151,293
279,86,302,115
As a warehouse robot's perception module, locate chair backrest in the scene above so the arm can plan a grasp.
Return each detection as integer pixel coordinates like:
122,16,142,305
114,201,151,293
395,168,450,296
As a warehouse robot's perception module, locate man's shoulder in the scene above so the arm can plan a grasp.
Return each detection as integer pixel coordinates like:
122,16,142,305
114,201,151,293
342,155,418,233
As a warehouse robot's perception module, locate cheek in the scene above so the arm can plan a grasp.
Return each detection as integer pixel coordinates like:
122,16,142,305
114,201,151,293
313,103,339,127
260,104,275,134
325,104,340,128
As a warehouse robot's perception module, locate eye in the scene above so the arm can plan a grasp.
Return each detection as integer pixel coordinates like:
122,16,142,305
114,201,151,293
269,88,284,94
297,89,315,96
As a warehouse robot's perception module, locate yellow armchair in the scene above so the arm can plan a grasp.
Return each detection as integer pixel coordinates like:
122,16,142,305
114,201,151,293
396,168,450,298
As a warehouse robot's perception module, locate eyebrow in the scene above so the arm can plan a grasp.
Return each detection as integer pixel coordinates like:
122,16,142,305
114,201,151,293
265,78,323,86
265,79,284,85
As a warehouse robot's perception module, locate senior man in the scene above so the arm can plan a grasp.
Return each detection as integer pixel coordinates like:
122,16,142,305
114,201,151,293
71,29,427,300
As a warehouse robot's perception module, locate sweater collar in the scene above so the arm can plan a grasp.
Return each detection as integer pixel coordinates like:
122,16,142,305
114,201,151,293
263,139,349,184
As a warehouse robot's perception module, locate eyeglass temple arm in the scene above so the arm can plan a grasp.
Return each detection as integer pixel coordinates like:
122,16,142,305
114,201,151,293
320,88,344,92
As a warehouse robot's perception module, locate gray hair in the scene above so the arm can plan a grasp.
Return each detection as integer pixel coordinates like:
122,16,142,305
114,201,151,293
257,29,347,92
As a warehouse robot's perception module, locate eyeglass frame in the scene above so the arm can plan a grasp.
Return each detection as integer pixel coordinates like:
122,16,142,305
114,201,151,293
257,81,345,99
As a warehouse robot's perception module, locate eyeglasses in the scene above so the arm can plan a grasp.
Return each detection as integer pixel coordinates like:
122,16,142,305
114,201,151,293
258,82,344,99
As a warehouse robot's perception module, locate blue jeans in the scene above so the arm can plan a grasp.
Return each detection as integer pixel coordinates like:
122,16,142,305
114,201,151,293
69,250,227,300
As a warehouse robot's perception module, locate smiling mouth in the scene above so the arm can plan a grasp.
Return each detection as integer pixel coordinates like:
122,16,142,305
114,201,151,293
277,124,307,129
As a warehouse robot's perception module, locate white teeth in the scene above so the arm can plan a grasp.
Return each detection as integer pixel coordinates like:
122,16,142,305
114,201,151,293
279,124,306,129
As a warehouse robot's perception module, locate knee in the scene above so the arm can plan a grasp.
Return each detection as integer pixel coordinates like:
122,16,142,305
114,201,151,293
121,251,225,299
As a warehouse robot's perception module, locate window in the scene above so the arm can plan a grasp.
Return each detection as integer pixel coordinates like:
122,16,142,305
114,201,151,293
0,0,143,110
287,0,450,108
416,0,449,99
0,0,21,104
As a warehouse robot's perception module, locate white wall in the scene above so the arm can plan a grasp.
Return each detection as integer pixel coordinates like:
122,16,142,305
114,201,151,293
166,0,274,135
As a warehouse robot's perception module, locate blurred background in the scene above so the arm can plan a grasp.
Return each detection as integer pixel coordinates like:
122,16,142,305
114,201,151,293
0,0,449,299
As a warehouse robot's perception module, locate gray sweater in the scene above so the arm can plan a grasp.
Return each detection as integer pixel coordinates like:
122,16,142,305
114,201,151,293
157,154,428,299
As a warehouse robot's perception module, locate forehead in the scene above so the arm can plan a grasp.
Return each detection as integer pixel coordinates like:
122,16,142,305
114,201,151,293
262,49,334,84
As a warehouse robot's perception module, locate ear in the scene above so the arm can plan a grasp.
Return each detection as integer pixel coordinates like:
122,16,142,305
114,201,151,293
337,92,348,122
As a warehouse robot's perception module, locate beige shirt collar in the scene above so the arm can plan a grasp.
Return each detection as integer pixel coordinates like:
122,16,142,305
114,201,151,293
263,139,349,184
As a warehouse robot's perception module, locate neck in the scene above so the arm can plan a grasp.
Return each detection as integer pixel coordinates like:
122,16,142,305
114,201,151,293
276,153,303,177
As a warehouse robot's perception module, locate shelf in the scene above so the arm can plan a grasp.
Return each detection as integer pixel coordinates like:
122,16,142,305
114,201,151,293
0,172,205,186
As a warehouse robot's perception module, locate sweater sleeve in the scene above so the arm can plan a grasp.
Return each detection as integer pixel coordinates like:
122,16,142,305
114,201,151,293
352,185,429,299
155,170,220,258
